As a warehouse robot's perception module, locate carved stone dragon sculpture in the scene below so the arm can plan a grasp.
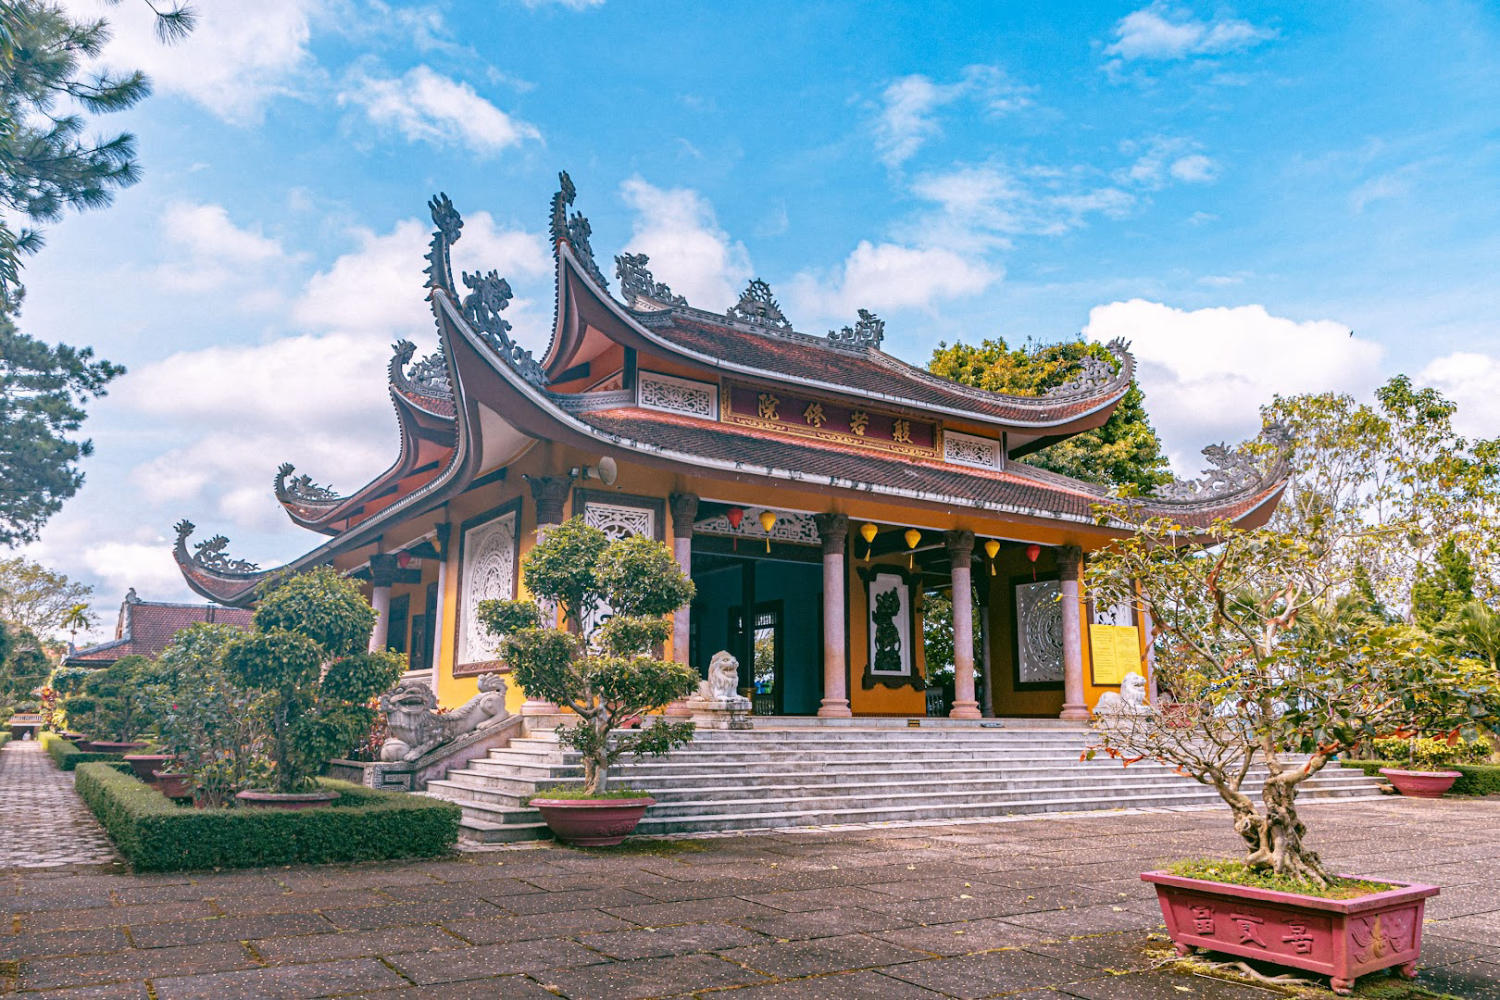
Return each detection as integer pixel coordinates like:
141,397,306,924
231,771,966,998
378,673,510,762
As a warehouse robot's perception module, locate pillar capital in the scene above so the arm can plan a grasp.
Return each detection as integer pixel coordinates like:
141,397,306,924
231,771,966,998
368,552,401,589
944,529,975,562
527,474,573,526
669,492,699,538
1058,544,1085,581
814,513,848,555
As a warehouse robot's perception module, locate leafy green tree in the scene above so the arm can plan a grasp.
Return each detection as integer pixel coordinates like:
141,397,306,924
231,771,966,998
0,314,124,546
480,518,700,795
0,0,193,299
1412,539,1475,629
70,653,150,740
928,337,1171,492
0,618,50,712
921,590,981,697
224,568,401,793
0,556,91,634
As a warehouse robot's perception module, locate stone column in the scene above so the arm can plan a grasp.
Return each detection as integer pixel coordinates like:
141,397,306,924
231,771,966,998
814,513,852,718
429,522,451,697
946,531,981,719
1058,545,1090,721
368,553,398,653
665,492,699,718
522,474,573,716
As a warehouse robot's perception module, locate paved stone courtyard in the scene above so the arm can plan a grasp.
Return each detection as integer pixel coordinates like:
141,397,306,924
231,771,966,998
1,740,1498,1000
0,741,116,870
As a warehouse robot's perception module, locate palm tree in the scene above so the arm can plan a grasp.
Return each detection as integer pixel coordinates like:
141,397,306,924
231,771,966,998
1439,599,1500,674
60,603,92,648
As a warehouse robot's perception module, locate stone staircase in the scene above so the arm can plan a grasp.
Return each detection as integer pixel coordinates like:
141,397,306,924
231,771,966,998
424,725,1387,844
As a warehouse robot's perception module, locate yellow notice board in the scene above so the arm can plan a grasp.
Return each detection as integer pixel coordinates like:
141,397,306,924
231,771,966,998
1089,624,1142,686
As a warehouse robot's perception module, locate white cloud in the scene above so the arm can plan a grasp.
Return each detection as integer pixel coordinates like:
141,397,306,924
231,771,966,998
873,65,1033,168
1105,4,1274,62
906,164,1135,249
1350,169,1415,213
71,0,319,123
1083,300,1383,471
520,0,605,7
619,177,753,309
1169,153,1219,183
83,541,203,601
1118,137,1219,189
338,65,541,155
1419,352,1500,441
788,242,998,322
154,202,287,293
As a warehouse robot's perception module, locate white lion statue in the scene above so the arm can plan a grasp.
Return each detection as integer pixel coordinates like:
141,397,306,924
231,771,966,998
1094,671,1149,717
379,672,510,762
700,650,743,702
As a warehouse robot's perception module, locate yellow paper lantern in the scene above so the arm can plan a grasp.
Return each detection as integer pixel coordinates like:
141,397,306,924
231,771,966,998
904,527,921,568
983,538,1000,576
758,510,777,551
859,522,878,560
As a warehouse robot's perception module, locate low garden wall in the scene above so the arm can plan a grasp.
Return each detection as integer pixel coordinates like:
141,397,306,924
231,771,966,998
39,732,123,771
74,763,461,871
1341,760,1500,797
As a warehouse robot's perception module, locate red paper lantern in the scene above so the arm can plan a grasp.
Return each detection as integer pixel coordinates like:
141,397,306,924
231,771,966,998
1025,543,1041,563
726,507,745,530
396,552,412,569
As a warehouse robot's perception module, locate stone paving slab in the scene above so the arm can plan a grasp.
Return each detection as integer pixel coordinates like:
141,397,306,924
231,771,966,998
0,740,116,870
0,796,1496,997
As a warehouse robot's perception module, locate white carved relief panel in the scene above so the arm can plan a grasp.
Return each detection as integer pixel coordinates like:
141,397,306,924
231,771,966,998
1015,579,1064,685
457,509,517,665
943,429,1002,470
637,371,718,419
582,500,656,633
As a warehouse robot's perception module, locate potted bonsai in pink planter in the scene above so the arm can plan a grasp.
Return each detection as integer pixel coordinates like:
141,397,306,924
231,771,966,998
480,518,700,846
1087,457,1498,994
223,568,404,809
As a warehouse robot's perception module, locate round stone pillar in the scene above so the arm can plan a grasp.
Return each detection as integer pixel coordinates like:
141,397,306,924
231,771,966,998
368,553,398,653
945,530,981,719
814,513,852,718
665,492,699,718
1058,545,1090,722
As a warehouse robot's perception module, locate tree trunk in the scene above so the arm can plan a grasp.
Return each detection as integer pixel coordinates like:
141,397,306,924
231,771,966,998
1233,778,1329,884
585,712,610,795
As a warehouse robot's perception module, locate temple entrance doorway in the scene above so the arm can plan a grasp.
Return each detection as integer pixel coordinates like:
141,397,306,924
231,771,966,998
688,544,823,716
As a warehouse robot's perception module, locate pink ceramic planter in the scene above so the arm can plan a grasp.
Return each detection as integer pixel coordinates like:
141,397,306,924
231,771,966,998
1144,870,1439,995
531,797,655,846
1379,768,1461,798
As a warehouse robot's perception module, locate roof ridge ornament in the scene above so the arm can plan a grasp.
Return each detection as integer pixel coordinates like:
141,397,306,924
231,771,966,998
828,308,884,349
274,463,339,504
389,339,452,398
615,252,686,309
172,520,261,576
424,192,463,295
1155,424,1292,502
549,170,609,289
460,268,548,388
727,278,791,332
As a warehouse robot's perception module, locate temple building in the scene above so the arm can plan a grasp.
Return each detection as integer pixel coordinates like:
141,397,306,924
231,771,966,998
172,173,1287,722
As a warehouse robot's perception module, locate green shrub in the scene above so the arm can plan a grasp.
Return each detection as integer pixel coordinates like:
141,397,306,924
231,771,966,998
73,762,459,871
0,732,10,749
1342,759,1500,796
40,731,122,770
1371,735,1491,767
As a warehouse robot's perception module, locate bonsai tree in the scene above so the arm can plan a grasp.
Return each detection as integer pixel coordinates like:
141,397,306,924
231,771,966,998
71,655,151,741
140,623,271,806
479,517,700,795
1088,506,1498,886
223,568,404,794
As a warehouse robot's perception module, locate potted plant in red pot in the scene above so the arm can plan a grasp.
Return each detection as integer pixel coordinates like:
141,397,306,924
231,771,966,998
1088,476,1497,994
480,518,699,846
223,568,404,809
1374,734,1488,797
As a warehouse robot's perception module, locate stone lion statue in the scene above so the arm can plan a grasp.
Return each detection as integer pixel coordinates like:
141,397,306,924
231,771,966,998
379,673,510,762
700,650,742,702
1094,671,1149,717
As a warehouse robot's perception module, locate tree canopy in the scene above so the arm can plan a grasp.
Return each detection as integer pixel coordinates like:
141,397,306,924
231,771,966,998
0,555,90,635
928,337,1171,492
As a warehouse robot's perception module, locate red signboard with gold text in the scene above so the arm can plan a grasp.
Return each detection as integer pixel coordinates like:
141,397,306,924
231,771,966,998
722,382,938,458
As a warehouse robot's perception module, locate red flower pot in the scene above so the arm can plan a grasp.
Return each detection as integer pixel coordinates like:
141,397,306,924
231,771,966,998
531,797,655,846
1379,768,1462,798
235,789,342,810
85,741,147,754
152,771,192,799
1144,870,1439,995
123,754,178,782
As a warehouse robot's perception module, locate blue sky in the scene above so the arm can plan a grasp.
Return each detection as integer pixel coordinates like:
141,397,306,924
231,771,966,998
19,0,1500,637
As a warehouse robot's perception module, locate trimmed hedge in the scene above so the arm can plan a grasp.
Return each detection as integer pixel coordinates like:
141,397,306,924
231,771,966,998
74,763,461,871
0,732,10,750
1341,759,1500,797
39,731,123,771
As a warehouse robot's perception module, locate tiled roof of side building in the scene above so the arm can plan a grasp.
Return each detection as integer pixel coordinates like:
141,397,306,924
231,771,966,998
65,601,254,665
634,310,1132,427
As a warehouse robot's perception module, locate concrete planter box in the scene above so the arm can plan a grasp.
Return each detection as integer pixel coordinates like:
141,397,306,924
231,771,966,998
1379,768,1462,798
532,797,655,846
152,771,192,799
123,754,177,782
1143,870,1439,995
